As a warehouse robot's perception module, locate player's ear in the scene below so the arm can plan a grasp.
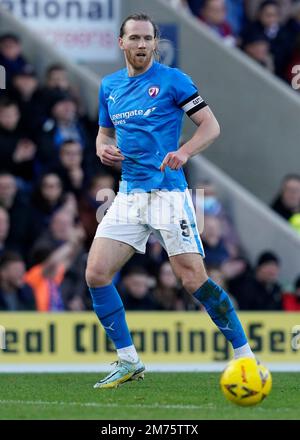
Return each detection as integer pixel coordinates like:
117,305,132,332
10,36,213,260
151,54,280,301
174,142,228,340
118,37,125,51
153,38,159,59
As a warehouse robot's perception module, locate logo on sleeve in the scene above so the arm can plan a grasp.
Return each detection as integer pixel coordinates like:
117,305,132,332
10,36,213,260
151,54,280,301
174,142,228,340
148,86,160,97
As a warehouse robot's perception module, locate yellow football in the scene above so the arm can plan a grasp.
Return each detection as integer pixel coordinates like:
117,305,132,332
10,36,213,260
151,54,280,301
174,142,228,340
220,357,271,407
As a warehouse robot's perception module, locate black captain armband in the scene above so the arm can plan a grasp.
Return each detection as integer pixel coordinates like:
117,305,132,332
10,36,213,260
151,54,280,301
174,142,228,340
179,92,207,116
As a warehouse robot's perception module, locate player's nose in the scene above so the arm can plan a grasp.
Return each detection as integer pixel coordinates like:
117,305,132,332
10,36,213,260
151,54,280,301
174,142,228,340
138,38,146,48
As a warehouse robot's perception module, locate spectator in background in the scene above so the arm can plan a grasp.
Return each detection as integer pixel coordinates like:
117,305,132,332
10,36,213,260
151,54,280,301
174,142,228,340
0,172,33,255
0,251,36,311
241,30,274,71
37,90,93,169
32,207,77,251
50,140,90,198
0,34,28,86
271,174,300,220
152,261,198,310
0,97,37,182
9,64,44,134
195,180,243,258
30,173,70,238
0,207,9,256
201,209,248,283
221,256,250,284
282,275,300,310
253,252,283,310
244,0,295,23
45,64,71,91
119,266,159,310
25,219,86,311
199,0,236,46
186,0,245,34
229,251,282,310
30,207,88,309
201,215,230,266
40,63,83,117
241,1,288,75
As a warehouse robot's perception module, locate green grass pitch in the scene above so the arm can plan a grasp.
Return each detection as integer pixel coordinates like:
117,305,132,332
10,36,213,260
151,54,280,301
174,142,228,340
0,372,299,420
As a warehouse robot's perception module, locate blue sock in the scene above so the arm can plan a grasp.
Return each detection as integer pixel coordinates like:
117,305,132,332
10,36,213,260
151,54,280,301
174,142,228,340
89,284,133,349
193,278,247,349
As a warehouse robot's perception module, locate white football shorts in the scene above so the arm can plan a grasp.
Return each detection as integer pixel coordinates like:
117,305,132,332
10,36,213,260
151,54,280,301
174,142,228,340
94,189,204,257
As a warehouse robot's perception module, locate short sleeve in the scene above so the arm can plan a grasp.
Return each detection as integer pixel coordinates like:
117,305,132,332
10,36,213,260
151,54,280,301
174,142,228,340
98,82,114,128
172,69,207,116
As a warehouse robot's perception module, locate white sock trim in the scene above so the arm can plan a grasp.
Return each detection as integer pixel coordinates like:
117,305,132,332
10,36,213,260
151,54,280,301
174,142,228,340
233,342,255,359
117,345,139,363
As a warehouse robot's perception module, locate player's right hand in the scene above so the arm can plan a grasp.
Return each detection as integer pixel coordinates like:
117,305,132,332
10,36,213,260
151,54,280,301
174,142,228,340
97,144,125,167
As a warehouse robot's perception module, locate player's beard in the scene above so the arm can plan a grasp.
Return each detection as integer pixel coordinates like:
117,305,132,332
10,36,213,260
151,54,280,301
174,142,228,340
126,49,154,73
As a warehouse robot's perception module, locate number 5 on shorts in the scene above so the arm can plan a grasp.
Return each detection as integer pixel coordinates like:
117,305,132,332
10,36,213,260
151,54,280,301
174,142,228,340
179,219,190,237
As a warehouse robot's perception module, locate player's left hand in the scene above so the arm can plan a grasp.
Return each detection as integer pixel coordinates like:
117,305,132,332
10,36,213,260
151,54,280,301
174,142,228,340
160,150,189,172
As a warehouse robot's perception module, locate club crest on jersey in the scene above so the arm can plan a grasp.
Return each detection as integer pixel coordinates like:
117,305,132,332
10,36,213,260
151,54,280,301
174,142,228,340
148,86,160,97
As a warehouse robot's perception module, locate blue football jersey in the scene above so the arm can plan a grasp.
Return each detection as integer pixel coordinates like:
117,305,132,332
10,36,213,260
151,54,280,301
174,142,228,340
99,62,207,193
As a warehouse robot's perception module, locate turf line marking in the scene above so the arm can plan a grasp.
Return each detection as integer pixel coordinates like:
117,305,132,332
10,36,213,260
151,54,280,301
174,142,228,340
0,400,295,413
0,399,215,410
0,400,295,414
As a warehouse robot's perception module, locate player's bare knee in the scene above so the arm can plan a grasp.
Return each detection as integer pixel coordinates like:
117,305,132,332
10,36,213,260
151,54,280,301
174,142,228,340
85,265,112,287
181,268,208,294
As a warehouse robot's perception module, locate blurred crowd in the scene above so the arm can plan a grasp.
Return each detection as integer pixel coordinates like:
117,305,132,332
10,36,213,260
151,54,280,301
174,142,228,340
0,29,300,313
170,0,300,88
